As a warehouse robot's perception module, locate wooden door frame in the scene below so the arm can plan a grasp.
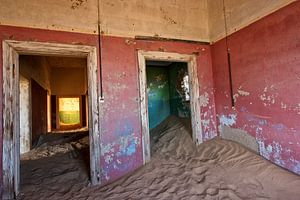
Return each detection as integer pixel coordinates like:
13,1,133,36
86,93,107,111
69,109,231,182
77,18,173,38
2,40,101,199
138,51,202,164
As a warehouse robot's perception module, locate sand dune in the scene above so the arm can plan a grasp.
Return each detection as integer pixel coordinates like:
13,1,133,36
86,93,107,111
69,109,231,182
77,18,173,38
19,116,300,199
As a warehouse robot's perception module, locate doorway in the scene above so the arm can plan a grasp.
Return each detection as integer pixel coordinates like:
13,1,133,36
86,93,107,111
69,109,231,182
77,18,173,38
138,51,202,164
2,40,101,199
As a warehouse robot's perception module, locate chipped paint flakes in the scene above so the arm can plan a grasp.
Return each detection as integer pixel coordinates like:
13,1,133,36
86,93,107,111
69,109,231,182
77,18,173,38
257,140,271,160
105,154,114,164
202,118,210,130
257,140,285,166
281,102,287,109
233,86,250,102
237,89,250,96
219,114,237,126
124,39,136,45
294,103,300,114
259,85,277,106
280,102,300,115
199,92,209,107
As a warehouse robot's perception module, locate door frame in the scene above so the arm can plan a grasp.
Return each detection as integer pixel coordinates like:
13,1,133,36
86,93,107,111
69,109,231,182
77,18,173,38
2,40,101,199
138,50,202,164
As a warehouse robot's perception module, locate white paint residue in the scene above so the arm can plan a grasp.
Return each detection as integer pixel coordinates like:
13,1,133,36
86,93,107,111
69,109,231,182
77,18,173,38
260,85,276,106
202,119,210,130
281,102,300,115
219,114,237,126
281,102,287,109
273,142,284,166
101,143,115,155
237,89,250,96
294,103,300,115
233,94,239,103
257,140,271,160
199,92,209,107
105,155,114,164
233,86,250,102
258,140,286,167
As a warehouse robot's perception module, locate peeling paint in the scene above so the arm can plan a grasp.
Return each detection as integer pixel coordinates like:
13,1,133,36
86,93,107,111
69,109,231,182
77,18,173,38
237,89,250,96
233,86,250,102
199,92,209,107
202,118,210,130
219,114,237,126
259,85,277,106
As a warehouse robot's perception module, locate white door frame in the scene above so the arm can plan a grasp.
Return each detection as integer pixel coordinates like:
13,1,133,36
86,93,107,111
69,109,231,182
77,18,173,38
138,51,202,164
2,40,101,199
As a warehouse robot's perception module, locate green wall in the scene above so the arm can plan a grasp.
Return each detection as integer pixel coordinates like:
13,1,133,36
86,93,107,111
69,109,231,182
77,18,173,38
146,63,191,130
146,66,170,129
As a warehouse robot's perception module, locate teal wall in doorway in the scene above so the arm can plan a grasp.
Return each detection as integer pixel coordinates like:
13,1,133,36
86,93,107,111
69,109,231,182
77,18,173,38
146,63,191,130
146,66,170,129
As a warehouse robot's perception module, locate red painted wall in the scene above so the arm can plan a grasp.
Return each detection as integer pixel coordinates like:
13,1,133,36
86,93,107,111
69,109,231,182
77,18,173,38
0,25,217,192
99,36,217,183
212,1,300,174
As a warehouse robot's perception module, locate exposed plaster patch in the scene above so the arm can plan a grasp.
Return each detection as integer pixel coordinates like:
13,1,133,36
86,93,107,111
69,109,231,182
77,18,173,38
257,140,285,166
257,140,271,160
219,114,237,126
273,142,284,166
280,102,300,115
202,118,210,130
237,89,250,96
291,159,300,174
199,92,209,107
294,103,300,114
101,133,139,163
125,39,136,45
101,132,140,180
281,102,287,109
233,86,250,102
259,85,277,106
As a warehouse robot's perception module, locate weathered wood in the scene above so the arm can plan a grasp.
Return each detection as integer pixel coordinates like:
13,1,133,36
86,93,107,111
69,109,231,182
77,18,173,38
138,51,150,164
188,56,202,144
87,47,101,185
3,40,15,200
2,40,101,199
4,40,93,57
12,48,20,197
138,51,203,164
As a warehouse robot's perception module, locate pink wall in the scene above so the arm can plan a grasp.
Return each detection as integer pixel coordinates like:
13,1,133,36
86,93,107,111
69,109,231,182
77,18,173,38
0,25,217,191
212,1,300,174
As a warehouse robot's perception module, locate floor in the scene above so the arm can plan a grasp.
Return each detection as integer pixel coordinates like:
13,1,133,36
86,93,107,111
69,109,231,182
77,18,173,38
18,116,300,200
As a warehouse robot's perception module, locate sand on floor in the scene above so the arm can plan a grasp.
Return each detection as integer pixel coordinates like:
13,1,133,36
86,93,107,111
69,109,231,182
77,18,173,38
18,116,300,200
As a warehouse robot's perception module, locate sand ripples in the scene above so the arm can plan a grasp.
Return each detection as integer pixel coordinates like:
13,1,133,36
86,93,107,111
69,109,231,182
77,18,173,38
20,116,300,199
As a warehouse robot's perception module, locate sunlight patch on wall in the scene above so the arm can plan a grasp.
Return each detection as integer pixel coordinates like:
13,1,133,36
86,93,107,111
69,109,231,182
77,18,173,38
58,97,80,125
